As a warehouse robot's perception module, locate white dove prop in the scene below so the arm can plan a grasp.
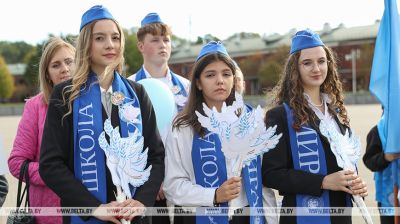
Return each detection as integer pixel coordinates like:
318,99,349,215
98,99,152,205
319,119,373,224
195,93,282,175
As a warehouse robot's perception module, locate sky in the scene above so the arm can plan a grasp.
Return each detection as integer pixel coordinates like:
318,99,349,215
1,0,390,45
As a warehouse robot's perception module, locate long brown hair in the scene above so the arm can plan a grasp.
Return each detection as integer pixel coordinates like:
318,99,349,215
173,53,236,136
271,46,349,131
62,19,125,120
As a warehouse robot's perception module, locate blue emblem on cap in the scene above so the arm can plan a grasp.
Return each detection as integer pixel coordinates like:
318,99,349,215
196,41,229,61
290,29,324,54
80,5,115,31
141,13,163,27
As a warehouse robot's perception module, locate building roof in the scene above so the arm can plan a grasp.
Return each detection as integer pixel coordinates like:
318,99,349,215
169,21,380,64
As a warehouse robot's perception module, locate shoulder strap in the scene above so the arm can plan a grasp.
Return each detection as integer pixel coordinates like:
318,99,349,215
16,160,30,208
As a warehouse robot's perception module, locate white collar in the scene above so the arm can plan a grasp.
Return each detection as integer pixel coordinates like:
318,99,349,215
142,66,172,81
100,85,113,94
304,92,331,120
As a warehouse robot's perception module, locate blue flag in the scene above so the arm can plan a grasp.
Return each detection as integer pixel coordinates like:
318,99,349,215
370,0,400,154
370,0,400,192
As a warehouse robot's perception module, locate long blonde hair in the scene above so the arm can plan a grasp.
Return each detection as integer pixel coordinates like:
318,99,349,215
39,37,75,104
62,19,125,120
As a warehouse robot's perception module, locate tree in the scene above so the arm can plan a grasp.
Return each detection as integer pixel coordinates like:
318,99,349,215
0,56,15,100
357,43,375,91
194,34,220,44
24,43,43,95
258,61,281,88
0,41,34,64
258,45,290,89
124,29,143,75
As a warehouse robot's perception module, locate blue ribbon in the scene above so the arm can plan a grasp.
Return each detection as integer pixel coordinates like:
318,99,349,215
192,131,229,224
192,130,265,223
283,103,331,224
72,71,142,223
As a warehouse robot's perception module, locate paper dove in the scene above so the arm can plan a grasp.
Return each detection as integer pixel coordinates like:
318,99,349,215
196,93,282,165
98,119,152,198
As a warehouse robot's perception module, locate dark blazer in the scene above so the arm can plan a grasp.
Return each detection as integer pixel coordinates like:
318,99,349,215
363,125,391,172
262,104,352,224
39,78,165,224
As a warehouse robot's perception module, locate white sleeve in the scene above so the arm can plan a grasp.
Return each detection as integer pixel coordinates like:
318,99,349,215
262,187,279,224
163,128,216,207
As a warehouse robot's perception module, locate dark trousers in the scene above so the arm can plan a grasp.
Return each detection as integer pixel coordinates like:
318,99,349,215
173,206,250,224
151,199,170,224
378,202,395,224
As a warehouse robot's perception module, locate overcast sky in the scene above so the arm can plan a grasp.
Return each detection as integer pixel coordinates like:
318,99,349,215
1,0,389,45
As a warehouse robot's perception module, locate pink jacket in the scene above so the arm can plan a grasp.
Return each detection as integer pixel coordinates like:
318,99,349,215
8,94,61,224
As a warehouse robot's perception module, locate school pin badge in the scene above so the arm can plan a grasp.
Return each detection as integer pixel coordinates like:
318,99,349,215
171,85,181,95
111,91,125,105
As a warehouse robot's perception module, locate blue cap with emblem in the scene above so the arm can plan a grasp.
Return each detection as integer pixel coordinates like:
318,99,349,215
290,29,324,54
80,5,115,31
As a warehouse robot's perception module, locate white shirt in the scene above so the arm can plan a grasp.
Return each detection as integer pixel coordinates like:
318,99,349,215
304,93,342,134
127,67,190,95
163,125,278,223
128,67,190,143
100,85,113,118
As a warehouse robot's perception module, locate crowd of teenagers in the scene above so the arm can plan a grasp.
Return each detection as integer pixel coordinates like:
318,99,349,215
4,4,396,224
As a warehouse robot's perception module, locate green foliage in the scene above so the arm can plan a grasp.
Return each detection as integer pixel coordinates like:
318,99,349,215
258,61,281,87
240,53,264,77
357,43,375,90
258,45,290,88
123,29,143,75
0,41,35,64
0,56,15,99
194,34,220,44
226,32,261,41
24,42,43,95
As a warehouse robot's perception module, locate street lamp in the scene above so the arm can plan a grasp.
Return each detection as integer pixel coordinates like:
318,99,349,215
345,49,360,94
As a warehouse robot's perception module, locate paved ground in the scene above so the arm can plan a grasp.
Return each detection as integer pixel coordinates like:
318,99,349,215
0,104,382,223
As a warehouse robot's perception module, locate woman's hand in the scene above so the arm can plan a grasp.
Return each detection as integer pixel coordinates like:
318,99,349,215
215,176,241,203
384,153,400,162
118,199,145,221
156,183,165,201
321,170,356,194
92,201,122,224
349,176,368,197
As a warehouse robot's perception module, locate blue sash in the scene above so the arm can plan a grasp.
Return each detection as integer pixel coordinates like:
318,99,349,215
135,66,188,111
243,100,265,224
192,131,265,224
72,71,142,223
242,156,265,224
376,119,395,207
283,103,331,224
192,131,229,224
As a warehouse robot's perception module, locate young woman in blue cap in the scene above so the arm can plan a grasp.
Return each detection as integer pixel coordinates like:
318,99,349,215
262,29,368,224
163,41,278,224
39,5,164,224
